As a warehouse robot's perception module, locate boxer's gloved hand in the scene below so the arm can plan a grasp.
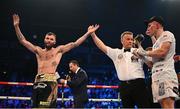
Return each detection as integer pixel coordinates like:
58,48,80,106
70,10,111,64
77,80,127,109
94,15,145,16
133,47,148,57
133,48,141,58
137,47,148,56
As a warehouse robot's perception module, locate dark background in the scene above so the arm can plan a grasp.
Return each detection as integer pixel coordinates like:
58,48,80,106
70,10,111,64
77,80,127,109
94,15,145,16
0,0,179,82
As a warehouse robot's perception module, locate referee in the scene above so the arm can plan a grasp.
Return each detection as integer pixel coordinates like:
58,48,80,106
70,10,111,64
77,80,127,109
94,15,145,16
89,27,150,108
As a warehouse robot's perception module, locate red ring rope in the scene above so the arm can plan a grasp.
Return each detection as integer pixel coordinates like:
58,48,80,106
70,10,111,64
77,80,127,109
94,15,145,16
0,81,119,89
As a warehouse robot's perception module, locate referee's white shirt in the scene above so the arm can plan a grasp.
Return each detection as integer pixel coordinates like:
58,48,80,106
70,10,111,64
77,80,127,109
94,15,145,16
106,47,145,81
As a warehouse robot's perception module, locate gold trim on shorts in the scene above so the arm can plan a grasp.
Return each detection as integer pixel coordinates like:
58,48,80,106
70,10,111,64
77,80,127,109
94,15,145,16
34,73,57,83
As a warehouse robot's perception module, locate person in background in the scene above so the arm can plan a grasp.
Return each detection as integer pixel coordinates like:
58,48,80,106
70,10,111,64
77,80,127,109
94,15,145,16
60,60,88,108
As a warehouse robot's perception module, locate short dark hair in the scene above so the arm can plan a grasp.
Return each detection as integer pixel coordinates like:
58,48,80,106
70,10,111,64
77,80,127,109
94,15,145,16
46,32,56,37
120,31,133,40
144,16,165,27
69,60,79,66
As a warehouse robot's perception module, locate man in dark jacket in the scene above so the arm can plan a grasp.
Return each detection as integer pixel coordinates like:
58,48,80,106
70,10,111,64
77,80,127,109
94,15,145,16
60,60,88,108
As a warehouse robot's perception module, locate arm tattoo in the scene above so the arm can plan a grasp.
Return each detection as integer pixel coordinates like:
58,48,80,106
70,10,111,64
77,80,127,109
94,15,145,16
17,35,25,41
72,42,77,47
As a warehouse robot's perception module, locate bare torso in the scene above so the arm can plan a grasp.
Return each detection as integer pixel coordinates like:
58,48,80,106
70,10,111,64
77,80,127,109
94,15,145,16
36,47,62,74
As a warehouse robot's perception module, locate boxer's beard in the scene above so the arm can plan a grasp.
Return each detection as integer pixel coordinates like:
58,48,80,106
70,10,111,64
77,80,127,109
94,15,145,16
45,43,54,50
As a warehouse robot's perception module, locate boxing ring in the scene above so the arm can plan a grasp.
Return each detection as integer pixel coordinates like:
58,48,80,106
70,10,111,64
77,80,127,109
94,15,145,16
0,81,121,107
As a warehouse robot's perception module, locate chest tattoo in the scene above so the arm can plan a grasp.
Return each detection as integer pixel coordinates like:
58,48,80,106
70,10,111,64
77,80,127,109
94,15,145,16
52,61,57,66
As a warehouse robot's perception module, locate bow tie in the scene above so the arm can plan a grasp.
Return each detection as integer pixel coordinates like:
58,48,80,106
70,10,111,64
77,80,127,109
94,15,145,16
124,49,131,52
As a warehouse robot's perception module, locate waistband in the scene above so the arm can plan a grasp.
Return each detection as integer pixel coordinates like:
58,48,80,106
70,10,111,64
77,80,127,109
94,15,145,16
120,78,145,84
34,73,57,83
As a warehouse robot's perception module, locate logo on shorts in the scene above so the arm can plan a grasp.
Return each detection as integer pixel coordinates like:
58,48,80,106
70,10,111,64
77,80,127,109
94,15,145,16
159,82,165,96
173,87,179,96
33,83,47,89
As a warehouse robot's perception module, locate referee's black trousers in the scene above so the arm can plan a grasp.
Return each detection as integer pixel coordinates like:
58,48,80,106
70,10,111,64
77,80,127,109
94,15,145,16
119,78,150,108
